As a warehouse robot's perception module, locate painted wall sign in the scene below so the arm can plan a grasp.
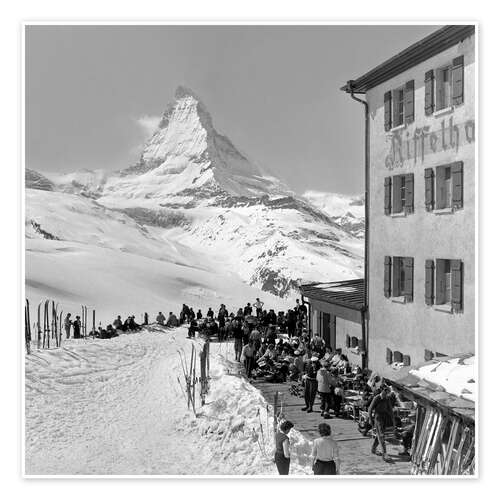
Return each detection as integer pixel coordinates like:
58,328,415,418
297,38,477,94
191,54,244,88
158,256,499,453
385,117,475,170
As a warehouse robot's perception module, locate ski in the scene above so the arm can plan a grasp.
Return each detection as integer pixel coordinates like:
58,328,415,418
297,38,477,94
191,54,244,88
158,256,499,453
25,299,31,354
37,301,42,350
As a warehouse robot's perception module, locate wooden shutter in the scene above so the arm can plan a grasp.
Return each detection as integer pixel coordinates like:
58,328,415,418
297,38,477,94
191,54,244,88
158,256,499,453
384,176,392,215
403,355,411,367
404,80,415,124
405,173,414,213
392,257,401,297
358,339,365,352
345,334,351,348
452,56,464,106
452,161,464,209
384,91,392,131
404,257,414,302
435,166,447,209
435,259,446,305
451,260,463,312
386,348,393,364
393,175,403,213
425,260,435,305
425,70,435,115
384,256,392,298
425,168,435,211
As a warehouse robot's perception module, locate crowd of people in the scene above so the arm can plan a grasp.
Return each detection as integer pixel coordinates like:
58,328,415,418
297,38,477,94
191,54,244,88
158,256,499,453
61,296,413,474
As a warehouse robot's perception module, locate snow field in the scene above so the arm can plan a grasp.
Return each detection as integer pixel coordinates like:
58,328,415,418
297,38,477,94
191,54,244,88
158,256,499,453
25,326,313,475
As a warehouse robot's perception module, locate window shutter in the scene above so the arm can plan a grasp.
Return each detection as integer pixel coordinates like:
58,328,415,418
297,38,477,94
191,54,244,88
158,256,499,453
386,348,393,364
452,56,464,106
451,260,463,312
358,339,365,352
384,256,392,298
435,166,447,210
405,173,414,213
351,336,358,348
392,257,401,297
404,80,415,124
393,175,403,213
435,259,446,305
384,91,392,131
451,161,464,209
384,176,392,215
425,70,435,115
346,334,351,348
424,168,435,211
393,351,403,363
404,257,414,302
403,355,411,367
425,259,435,305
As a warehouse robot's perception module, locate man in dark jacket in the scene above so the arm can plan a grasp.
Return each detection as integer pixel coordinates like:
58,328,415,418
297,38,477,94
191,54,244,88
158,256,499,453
302,356,319,413
368,385,396,461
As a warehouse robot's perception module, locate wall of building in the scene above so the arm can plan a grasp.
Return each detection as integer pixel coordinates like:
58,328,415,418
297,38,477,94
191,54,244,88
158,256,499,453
366,35,475,377
309,298,365,367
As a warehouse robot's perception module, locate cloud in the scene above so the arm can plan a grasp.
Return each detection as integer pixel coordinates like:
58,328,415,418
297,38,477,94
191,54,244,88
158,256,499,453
135,114,161,138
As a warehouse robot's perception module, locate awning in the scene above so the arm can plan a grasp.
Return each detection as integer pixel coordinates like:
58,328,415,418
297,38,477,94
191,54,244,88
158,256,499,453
388,353,475,424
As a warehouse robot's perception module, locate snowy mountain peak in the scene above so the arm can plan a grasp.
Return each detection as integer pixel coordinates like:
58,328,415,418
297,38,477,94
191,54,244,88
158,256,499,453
114,87,290,200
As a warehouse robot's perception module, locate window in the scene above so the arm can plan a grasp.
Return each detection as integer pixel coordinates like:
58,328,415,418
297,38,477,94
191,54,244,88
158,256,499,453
436,66,452,111
424,162,463,212
384,256,414,302
384,80,414,131
393,87,405,127
436,165,452,209
425,56,464,114
424,258,463,312
384,173,414,215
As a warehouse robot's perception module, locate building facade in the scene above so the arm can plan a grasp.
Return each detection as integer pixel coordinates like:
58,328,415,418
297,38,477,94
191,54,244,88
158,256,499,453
344,25,475,376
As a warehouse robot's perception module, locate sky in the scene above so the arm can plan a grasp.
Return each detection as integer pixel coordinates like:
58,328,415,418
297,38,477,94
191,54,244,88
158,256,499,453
25,24,437,195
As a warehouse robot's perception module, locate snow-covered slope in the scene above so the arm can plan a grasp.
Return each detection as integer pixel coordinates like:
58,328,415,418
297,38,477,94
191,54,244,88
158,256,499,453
25,328,313,475
26,189,288,325
35,86,363,298
303,190,365,238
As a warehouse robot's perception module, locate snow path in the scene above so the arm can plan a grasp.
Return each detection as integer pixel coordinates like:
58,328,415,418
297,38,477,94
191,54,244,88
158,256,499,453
25,326,312,475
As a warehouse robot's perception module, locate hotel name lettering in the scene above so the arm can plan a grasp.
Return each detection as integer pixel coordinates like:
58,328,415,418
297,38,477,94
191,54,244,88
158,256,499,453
385,117,475,170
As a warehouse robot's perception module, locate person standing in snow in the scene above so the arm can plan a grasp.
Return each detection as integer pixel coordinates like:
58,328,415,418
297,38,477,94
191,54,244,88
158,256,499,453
232,319,244,362
156,312,166,326
274,420,294,475
253,298,264,318
73,315,81,339
64,313,72,339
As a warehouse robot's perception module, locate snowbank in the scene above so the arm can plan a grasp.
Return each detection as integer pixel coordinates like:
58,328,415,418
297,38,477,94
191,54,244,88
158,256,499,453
25,326,313,475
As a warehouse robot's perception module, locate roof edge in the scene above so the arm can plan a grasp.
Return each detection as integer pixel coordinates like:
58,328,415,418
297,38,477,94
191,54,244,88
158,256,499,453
341,25,475,94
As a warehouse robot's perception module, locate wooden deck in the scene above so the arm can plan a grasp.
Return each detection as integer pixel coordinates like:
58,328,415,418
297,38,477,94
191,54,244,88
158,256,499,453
251,379,412,475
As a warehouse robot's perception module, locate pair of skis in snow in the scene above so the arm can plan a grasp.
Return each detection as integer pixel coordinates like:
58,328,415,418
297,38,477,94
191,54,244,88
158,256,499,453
34,299,62,350
177,340,211,416
177,345,197,416
25,298,97,352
